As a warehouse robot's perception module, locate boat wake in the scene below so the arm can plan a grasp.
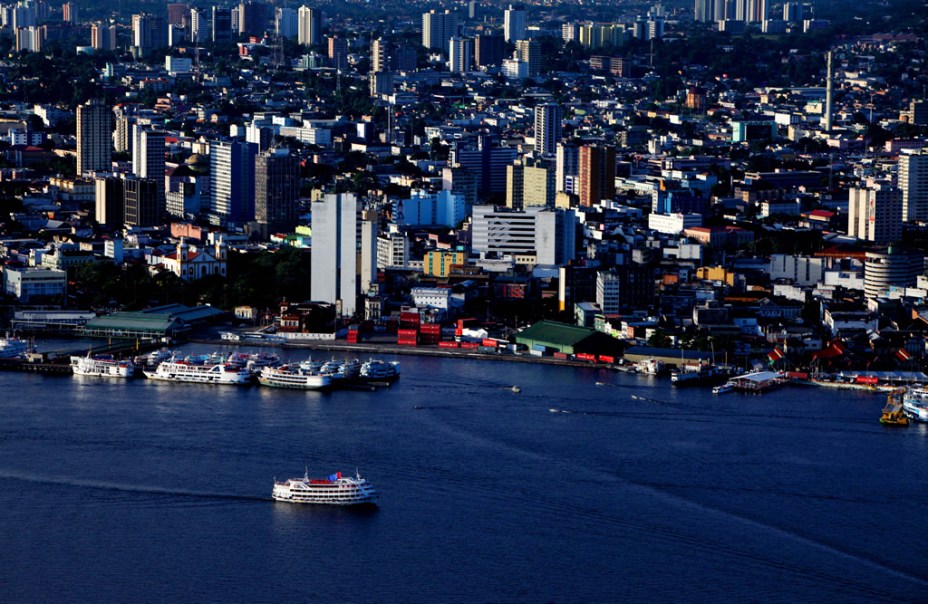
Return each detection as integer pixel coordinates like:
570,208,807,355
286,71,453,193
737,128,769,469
0,469,270,502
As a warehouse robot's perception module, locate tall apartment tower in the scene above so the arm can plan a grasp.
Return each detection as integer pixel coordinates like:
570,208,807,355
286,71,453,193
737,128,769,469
255,149,300,239
474,34,503,68
328,35,348,71
849,184,903,244
94,174,125,227
133,128,166,213
556,141,579,194
534,103,562,156
91,22,116,50
311,192,359,317
123,175,160,227
448,36,473,73
422,9,457,54
371,38,388,73
899,151,928,222
515,38,540,76
190,8,209,42
578,145,616,207
298,6,321,47
211,7,232,43
76,99,112,176
132,13,167,55
210,140,258,226
504,4,526,42
276,7,298,39
824,50,834,133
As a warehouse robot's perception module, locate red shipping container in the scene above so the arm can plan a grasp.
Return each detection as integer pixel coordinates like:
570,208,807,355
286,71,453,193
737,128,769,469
460,342,479,349
599,355,614,364
397,328,419,337
576,353,596,362
553,352,569,360
482,338,497,348
855,375,879,385
438,341,459,348
420,324,441,334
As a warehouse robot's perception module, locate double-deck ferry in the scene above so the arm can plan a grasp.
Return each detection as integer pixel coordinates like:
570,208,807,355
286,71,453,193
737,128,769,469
902,387,928,422
359,359,400,385
272,470,378,506
0,335,29,359
143,358,251,385
257,365,331,390
70,354,135,378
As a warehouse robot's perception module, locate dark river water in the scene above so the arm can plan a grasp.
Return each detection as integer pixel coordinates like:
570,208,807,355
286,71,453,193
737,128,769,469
1,346,926,602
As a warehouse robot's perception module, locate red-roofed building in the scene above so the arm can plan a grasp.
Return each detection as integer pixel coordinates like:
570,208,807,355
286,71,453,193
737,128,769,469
683,225,754,248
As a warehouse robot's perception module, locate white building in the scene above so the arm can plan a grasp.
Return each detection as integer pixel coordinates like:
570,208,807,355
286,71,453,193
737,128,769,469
165,56,192,75
396,190,466,228
297,6,321,46
311,193,361,316
3,267,67,305
411,286,452,311
898,150,928,222
848,184,902,244
471,206,576,265
647,212,702,235
596,271,621,316
769,254,825,286
377,233,410,269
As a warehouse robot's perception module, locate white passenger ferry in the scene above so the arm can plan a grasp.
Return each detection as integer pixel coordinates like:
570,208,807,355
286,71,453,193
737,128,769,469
359,359,400,385
143,358,251,385
902,386,928,422
0,335,28,359
272,470,378,506
70,354,135,378
257,365,331,390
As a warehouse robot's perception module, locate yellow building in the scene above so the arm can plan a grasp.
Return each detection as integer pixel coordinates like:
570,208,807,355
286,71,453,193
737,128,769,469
696,266,735,286
424,250,466,277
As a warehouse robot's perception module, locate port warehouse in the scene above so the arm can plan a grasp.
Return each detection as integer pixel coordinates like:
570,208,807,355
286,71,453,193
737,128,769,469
514,321,622,360
622,346,715,367
12,304,224,339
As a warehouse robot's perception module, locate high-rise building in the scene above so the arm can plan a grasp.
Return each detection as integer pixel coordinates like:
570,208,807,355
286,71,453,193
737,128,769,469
238,1,272,36
311,192,360,317
15,26,44,52
123,175,160,227
255,149,300,239
94,174,124,227
783,1,802,22
297,6,321,47
370,38,387,73
556,141,579,194
62,2,78,24
369,71,394,98
578,145,616,207
276,7,297,39
448,36,473,73
132,13,167,56
113,106,135,154
474,34,503,68
76,99,112,176
422,9,457,54
471,206,576,265
211,7,232,43
210,140,258,226
849,184,903,244
133,128,165,213
503,4,526,42
450,136,519,197
391,44,417,71
328,35,348,71
190,8,209,43
899,151,928,222
534,103,562,156
515,38,540,77
91,22,117,50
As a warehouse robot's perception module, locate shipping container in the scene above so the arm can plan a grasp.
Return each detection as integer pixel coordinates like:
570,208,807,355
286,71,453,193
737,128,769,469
529,349,543,357
785,371,809,380
855,375,879,385
438,341,459,349
477,345,498,354
460,341,479,349
576,353,596,362
420,324,442,334
553,352,570,360
397,328,419,337
482,338,497,348
598,355,615,364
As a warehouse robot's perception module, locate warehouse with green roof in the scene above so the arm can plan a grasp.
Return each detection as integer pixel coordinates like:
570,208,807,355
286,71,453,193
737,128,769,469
514,320,620,356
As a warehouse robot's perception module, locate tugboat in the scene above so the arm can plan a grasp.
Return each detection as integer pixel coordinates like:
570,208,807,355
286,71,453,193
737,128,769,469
881,392,910,426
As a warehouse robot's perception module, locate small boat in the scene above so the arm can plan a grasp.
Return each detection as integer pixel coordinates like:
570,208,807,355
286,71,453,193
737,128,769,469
510,385,521,393
272,469,378,506
712,382,736,395
881,395,910,426
70,354,135,378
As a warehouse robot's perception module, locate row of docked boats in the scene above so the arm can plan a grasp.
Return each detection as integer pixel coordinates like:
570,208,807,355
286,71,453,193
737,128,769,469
69,350,399,390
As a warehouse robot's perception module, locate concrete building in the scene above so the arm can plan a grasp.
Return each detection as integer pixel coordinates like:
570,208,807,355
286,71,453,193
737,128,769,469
422,9,457,54
578,145,616,207
503,4,526,42
556,142,579,194
471,206,576,265
297,6,321,47
210,140,257,226
211,7,232,43
94,174,124,227
864,247,925,299
475,34,503,68
133,128,165,213
255,149,300,238
515,38,541,77
275,7,297,39
3,267,67,306
311,193,360,317
849,184,903,244
424,250,466,277
898,150,928,222
76,99,111,176
123,175,160,227
396,190,466,228
533,103,561,156
448,36,473,73
328,35,348,71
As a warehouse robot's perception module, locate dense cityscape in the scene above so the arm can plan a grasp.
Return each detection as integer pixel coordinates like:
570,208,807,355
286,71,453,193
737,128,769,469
0,0,927,380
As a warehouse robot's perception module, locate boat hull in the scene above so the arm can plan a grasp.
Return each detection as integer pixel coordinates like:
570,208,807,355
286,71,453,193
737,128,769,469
143,363,251,385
